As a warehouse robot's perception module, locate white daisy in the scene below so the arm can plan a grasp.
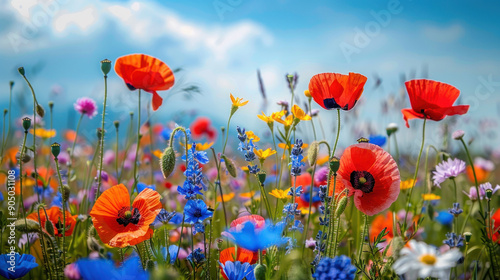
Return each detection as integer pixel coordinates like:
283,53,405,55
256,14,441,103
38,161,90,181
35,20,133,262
393,240,462,280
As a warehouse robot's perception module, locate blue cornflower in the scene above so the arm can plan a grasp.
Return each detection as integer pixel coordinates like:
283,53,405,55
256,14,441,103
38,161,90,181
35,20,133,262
290,139,305,176
288,186,303,197
187,248,205,267
312,255,356,280
369,135,387,147
219,261,256,280
247,165,260,174
76,256,148,280
153,209,176,227
169,212,184,225
177,180,203,200
162,245,179,264
448,203,463,216
51,192,63,207
0,253,38,279
137,182,156,194
193,222,205,235
230,221,286,252
301,187,321,204
160,127,172,141
443,232,464,248
289,220,304,233
184,199,213,224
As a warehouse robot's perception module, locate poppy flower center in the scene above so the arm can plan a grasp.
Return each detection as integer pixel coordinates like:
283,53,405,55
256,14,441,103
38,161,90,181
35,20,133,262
116,207,141,226
350,171,375,193
419,254,437,265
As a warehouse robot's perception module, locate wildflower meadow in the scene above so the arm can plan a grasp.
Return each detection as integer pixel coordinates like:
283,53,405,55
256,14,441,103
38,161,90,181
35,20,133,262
1,2,500,280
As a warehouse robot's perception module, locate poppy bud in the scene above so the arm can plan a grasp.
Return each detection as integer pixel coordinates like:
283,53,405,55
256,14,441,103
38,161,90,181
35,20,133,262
329,157,340,173
15,219,41,233
18,67,25,76
286,74,294,84
486,189,493,200
307,141,319,166
100,59,112,76
3,109,7,116
335,195,348,218
45,220,55,236
464,232,472,243
22,117,31,131
160,147,176,179
36,104,45,117
221,155,237,178
254,264,267,280
386,123,398,136
114,120,120,129
48,101,54,110
257,171,266,185
9,81,14,88
63,185,71,201
51,142,61,159
357,137,369,143
304,89,311,98
19,152,31,163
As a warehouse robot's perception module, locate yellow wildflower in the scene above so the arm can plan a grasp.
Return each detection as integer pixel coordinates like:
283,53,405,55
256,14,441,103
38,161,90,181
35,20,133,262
400,179,417,190
274,114,294,127
254,148,276,160
246,131,260,142
422,193,441,201
230,93,249,107
269,189,290,199
291,105,311,121
217,192,235,202
29,128,56,138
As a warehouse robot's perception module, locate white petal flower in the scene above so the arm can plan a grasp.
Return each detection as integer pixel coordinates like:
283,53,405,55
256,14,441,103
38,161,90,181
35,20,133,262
393,240,462,280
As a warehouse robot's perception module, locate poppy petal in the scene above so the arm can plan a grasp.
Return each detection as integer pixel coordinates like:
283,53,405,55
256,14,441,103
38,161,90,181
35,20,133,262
151,91,163,111
401,108,424,128
405,79,460,112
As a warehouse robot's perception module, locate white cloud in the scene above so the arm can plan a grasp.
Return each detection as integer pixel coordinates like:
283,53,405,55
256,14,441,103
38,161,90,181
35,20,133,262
421,23,465,43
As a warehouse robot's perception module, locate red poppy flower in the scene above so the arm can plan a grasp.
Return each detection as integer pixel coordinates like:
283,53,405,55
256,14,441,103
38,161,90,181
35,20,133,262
90,184,162,247
230,214,265,231
401,79,469,128
493,208,500,243
190,117,217,141
337,143,400,216
308,72,367,110
27,206,77,237
219,247,259,280
115,54,175,111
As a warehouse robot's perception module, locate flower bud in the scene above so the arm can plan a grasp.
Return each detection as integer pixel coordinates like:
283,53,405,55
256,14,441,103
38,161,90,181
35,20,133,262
464,232,472,243
63,185,71,201
36,104,45,117
221,155,237,178
22,117,31,131
15,219,40,233
386,123,398,136
100,59,112,76
486,189,493,200
3,109,7,116
160,147,176,179
254,264,267,280
48,101,54,110
335,195,348,218
304,89,311,98
113,121,120,129
329,157,340,174
257,171,266,185
452,130,465,140
51,142,61,159
286,74,294,84
307,141,319,166
45,220,55,236
18,67,25,76
9,81,14,88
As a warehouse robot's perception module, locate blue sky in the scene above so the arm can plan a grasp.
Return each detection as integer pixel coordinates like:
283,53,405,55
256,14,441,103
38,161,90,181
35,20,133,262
1,0,499,153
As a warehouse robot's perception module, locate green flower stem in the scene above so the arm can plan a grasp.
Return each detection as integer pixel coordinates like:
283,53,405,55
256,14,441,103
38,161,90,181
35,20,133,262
175,214,185,266
332,109,341,157
19,129,31,252
358,214,368,264
54,157,66,264
308,99,317,141
96,73,108,200
115,124,120,180
403,119,427,233
118,113,134,183
302,162,317,255
459,138,484,215
393,132,400,163
210,148,228,229
132,89,142,194
222,114,233,155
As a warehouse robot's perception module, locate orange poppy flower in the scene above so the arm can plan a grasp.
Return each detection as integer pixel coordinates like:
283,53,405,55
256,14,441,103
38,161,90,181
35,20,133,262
219,247,260,280
369,211,394,243
401,79,469,128
466,166,490,184
337,143,400,216
115,54,175,111
90,184,162,247
27,206,77,237
308,72,367,110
